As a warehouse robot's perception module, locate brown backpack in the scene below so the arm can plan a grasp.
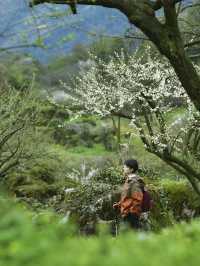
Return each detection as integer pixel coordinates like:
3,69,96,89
138,178,153,212
141,189,153,212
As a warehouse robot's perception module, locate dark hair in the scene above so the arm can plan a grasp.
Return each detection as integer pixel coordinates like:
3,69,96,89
124,159,138,173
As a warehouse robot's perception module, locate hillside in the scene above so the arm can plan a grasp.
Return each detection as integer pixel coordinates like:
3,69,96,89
0,0,130,62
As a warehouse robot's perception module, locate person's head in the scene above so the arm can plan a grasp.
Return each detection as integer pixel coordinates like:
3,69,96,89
123,159,138,175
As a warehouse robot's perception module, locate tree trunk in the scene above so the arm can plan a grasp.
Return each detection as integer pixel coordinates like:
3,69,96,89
117,116,121,147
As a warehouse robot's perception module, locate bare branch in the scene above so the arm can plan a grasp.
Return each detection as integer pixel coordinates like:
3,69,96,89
181,3,200,13
0,44,44,53
0,160,19,178
68,24,149,41
150,0,183,11
0,140,21,170
184,39,200,48
0,123,25,150
29,0,121,8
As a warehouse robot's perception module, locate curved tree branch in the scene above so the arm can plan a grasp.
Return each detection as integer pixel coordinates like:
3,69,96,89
29,0,122,8
0,44,43,53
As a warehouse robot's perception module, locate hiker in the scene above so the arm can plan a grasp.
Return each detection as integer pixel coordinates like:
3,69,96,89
113,159,149,230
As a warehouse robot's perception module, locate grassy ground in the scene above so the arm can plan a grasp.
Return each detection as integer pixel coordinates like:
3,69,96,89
47,108,185,179
48,143,117,171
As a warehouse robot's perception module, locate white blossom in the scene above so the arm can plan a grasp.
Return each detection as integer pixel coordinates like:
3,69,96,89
61,50,200,157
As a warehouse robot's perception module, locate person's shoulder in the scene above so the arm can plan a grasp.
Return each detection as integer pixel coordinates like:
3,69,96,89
128,174,145,185
127,174,139,182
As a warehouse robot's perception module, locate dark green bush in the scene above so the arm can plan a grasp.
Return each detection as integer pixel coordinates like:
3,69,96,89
53,117,116,149
38,102,69,127
95,124,116,151
54,122,95,147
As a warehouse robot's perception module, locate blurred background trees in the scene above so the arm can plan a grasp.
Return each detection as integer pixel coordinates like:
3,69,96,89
1,0,200,237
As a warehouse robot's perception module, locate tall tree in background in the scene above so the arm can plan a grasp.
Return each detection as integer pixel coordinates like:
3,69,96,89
30,0,200,110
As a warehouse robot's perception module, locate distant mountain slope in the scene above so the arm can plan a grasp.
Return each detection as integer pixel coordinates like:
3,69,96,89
0,0,130,62
0,0,192,62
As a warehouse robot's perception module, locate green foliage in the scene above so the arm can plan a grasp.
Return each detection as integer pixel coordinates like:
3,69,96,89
0,54,41,91
89,36,135,62
1,197,200,266
0,198,76,266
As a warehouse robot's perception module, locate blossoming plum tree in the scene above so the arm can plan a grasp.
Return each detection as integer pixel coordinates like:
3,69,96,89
63,50,200,196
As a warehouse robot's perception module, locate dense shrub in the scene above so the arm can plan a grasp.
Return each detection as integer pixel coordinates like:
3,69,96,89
149,179,200,228
4,146,79,210
93,166,123,185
